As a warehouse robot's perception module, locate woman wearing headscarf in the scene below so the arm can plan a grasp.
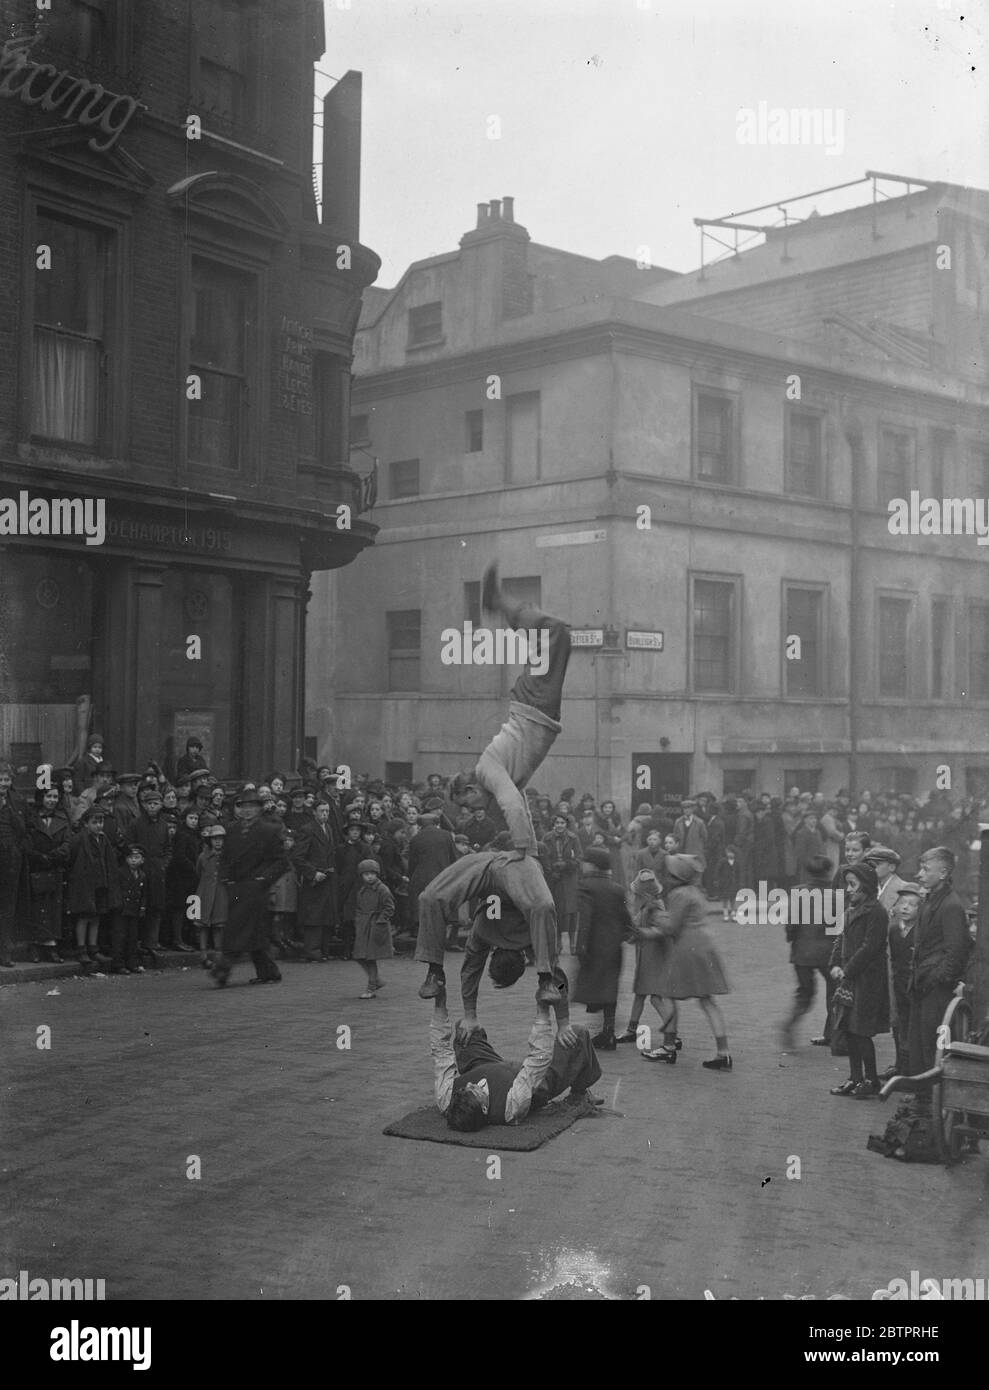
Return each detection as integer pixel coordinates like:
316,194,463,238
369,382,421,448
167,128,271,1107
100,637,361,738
828,859,890,1099
616,869,681,1053
637,855,733,1069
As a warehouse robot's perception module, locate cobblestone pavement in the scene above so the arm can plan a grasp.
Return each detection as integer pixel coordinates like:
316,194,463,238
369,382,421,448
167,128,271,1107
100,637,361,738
2,916,986,1301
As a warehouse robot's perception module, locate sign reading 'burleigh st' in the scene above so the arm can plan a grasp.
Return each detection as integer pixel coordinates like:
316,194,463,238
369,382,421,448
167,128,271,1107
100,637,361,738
0,34,139,152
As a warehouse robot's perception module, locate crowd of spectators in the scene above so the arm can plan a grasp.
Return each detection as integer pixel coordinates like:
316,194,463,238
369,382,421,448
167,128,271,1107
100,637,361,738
0,731,982,973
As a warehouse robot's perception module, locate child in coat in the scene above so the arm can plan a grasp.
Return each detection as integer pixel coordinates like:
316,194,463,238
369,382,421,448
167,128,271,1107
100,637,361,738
353,858,395,999
714,845,740,921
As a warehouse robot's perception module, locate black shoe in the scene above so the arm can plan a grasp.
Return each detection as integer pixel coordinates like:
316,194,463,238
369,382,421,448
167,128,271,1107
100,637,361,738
850,1080,879,1100
209,965,230,989
615,1029,640,1044
481,562,501,617
702,1054,733,1071
830,1079,857,1096
592,1030,616,1051
418,970,446,999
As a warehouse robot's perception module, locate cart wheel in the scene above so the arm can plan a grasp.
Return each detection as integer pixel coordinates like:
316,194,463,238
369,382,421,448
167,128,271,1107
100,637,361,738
933,1082,965,1164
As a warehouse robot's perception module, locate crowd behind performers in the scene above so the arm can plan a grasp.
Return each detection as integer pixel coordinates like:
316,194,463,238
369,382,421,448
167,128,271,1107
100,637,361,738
0,732,982,976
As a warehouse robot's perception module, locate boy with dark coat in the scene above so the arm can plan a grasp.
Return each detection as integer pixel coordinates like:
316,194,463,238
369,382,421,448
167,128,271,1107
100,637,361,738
112,844,148,974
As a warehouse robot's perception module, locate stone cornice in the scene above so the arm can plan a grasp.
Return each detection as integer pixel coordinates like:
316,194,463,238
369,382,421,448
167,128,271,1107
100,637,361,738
354,310,989,420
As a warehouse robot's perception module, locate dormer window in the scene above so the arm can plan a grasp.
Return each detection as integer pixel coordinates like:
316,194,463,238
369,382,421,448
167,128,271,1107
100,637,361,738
408,302,442,347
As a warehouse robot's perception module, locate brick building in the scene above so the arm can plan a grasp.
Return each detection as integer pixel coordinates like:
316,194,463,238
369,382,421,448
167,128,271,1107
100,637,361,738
0,0,379,779
308,182,989,808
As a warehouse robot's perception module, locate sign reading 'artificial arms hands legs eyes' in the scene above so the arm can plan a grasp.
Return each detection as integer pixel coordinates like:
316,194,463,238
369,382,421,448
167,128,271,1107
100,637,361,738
0,35,139,153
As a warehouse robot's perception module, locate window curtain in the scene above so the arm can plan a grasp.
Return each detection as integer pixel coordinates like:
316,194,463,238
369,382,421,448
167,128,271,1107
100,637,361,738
33,328,100,445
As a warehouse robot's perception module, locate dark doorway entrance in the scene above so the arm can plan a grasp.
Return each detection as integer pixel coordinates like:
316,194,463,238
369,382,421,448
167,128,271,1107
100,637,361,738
630,753,692,815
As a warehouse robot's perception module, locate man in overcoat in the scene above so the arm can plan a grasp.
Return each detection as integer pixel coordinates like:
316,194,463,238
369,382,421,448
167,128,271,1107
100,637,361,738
907,846,972,1076
211,790,289,987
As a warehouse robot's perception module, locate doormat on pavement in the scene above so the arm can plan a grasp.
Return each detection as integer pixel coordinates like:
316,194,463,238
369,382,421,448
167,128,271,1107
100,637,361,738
383,1100,593,1150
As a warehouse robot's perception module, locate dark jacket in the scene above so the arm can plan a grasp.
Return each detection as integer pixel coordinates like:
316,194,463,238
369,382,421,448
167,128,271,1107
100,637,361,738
119,865,148,919
466,815,498,851
572,871,633,1006
714,854,739,901
539,829,581,919
295,819,337,927
165,826,201,913
908,879,971,996
407,825,457,904
130,812,171,913
787,874,834,969
66,829,122,916
25,807,71,935
829,893,889,1036
176,751,209,782
335,839,365,921
219,818,289,954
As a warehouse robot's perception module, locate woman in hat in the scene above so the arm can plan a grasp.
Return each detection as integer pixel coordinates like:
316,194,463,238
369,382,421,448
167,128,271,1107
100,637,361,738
25,786,72,963
638,854,733,1069
571,847,635,1050
352,858,394,998
828,860,890,1099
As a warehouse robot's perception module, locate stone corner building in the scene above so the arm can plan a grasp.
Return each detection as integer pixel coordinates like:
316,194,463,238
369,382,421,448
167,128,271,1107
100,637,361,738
0,0,379,779
311,183,989,807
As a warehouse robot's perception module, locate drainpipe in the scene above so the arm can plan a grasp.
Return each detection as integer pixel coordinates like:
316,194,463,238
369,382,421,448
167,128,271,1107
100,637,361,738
844,418,865,797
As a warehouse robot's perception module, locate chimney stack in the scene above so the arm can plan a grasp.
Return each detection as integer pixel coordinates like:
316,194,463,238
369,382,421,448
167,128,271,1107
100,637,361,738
476,202,488,228
502,196,514,222
489,198,501,220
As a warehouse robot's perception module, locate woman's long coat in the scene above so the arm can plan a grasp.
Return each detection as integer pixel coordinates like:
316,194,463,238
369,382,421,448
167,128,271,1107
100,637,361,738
572,871,633,1006
646,883,729,999
25,807,71,939
539,830,581,921
829,894,890,1037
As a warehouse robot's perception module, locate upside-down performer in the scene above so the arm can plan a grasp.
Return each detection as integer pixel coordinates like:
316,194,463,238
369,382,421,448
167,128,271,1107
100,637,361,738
417,565,572,1005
